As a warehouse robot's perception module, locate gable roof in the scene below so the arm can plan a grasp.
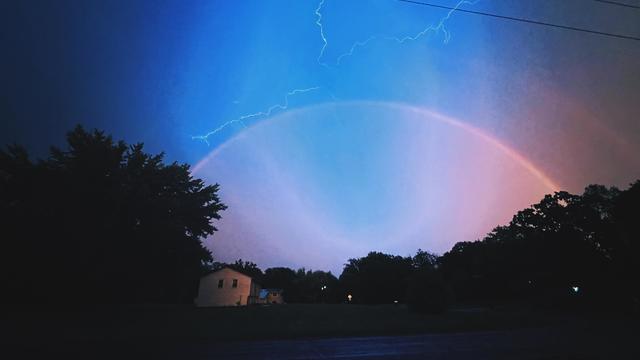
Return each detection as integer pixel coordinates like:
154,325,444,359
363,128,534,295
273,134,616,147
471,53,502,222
202,266,253,279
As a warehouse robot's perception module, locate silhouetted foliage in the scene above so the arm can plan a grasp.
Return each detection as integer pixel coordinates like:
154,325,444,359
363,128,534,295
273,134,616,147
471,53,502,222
405,249,450,313
3,127,637,312
335,249,449,310
0,126,226,304
290,268,340,303
611,181,640,310
411,249,439,270
262,267,298,296
440,182,640,310
207,259,265,283
262,267,295,285
228,259,264,282
339,252,414,304
230,181,639,311
261,266,339,303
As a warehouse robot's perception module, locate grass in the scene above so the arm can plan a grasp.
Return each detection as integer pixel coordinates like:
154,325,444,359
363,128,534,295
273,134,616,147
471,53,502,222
3,303,594,347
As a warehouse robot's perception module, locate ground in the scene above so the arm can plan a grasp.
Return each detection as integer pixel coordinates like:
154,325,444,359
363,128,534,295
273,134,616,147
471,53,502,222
3,304,638,358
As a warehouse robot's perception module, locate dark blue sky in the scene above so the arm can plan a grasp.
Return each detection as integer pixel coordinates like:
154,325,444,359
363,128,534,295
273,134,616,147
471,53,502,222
2,0,639,271
1,0,206,161
1,0,332,164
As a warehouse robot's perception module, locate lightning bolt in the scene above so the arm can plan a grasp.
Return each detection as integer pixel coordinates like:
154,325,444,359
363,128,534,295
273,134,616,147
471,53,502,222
319,0,479,66
194,0,476,145
385,0,479,44
315,0,329,67
192,87,320,145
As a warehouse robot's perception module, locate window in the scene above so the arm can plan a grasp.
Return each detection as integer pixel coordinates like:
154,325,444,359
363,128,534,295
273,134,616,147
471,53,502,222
217,279,224,288
232,279,238,288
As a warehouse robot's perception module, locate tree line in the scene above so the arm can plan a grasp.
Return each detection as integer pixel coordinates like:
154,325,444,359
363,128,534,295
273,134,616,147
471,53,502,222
211,186,640,312
439,183,640,310
2,127,638,312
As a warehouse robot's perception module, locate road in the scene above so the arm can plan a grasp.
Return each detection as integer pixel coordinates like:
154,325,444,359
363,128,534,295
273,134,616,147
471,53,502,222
149,326,637,359
11,324,639,359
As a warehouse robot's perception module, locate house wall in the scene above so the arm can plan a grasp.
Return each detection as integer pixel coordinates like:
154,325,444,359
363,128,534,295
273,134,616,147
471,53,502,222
195,268,255,307
267,291,284,304
248,282,261,305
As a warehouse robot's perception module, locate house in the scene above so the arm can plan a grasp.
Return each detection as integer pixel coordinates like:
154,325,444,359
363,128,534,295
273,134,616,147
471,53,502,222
258,288,284,304
195,267,261,307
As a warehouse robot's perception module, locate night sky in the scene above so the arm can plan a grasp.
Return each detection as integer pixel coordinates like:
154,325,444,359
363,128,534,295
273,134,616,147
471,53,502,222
2,0,639,273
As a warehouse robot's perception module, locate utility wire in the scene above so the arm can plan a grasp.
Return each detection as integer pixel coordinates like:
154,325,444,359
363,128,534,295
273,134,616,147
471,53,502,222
397,0,640,42
593,0,640,10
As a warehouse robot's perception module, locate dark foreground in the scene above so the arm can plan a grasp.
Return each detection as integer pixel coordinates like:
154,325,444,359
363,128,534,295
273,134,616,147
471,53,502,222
3,304,638,359
202,327,639,360
8,326,639,359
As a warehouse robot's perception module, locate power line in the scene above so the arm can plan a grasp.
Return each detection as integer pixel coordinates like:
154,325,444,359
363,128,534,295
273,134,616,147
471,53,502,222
397,0,640,42
593,0,640,10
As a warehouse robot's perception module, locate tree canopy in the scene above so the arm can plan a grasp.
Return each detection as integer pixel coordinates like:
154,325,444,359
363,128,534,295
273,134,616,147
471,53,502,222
440,182,640,308
0,126,226,304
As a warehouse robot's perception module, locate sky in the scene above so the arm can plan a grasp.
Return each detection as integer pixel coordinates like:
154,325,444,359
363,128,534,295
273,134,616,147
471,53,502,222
1,0,639,274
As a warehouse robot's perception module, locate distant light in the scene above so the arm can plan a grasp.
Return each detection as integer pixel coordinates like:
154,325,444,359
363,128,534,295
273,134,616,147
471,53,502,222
347,294,352,302
572,286,580,293
394,300,398,304
321,285,327,290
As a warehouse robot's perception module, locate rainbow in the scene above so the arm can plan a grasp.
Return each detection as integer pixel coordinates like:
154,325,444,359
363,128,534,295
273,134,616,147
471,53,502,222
192,101,560,192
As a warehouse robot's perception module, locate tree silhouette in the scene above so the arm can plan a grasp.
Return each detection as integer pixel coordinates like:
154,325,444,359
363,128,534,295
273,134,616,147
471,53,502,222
611,181,640,309
292,269,339,303
406,249,449,313
440,182,639,309
263,267,298,297
339,252,413,304
0,126,226,304
228,259,264,282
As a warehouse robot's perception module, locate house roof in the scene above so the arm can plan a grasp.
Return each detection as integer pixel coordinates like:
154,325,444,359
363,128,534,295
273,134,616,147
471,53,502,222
202,266,252,279
201,266,264,286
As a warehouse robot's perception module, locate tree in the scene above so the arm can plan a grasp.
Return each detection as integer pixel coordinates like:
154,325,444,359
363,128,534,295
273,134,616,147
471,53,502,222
406,250,450,313
261,267,339,303
612,181,640,309
262,267,297,300
440,182,639,309
295,269,339,303
339,252,413,304
411,249,439,270
0,126,226,304
228,259,264,282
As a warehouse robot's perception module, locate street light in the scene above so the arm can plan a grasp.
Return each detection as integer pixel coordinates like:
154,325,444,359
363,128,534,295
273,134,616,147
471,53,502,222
347,294,352,302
